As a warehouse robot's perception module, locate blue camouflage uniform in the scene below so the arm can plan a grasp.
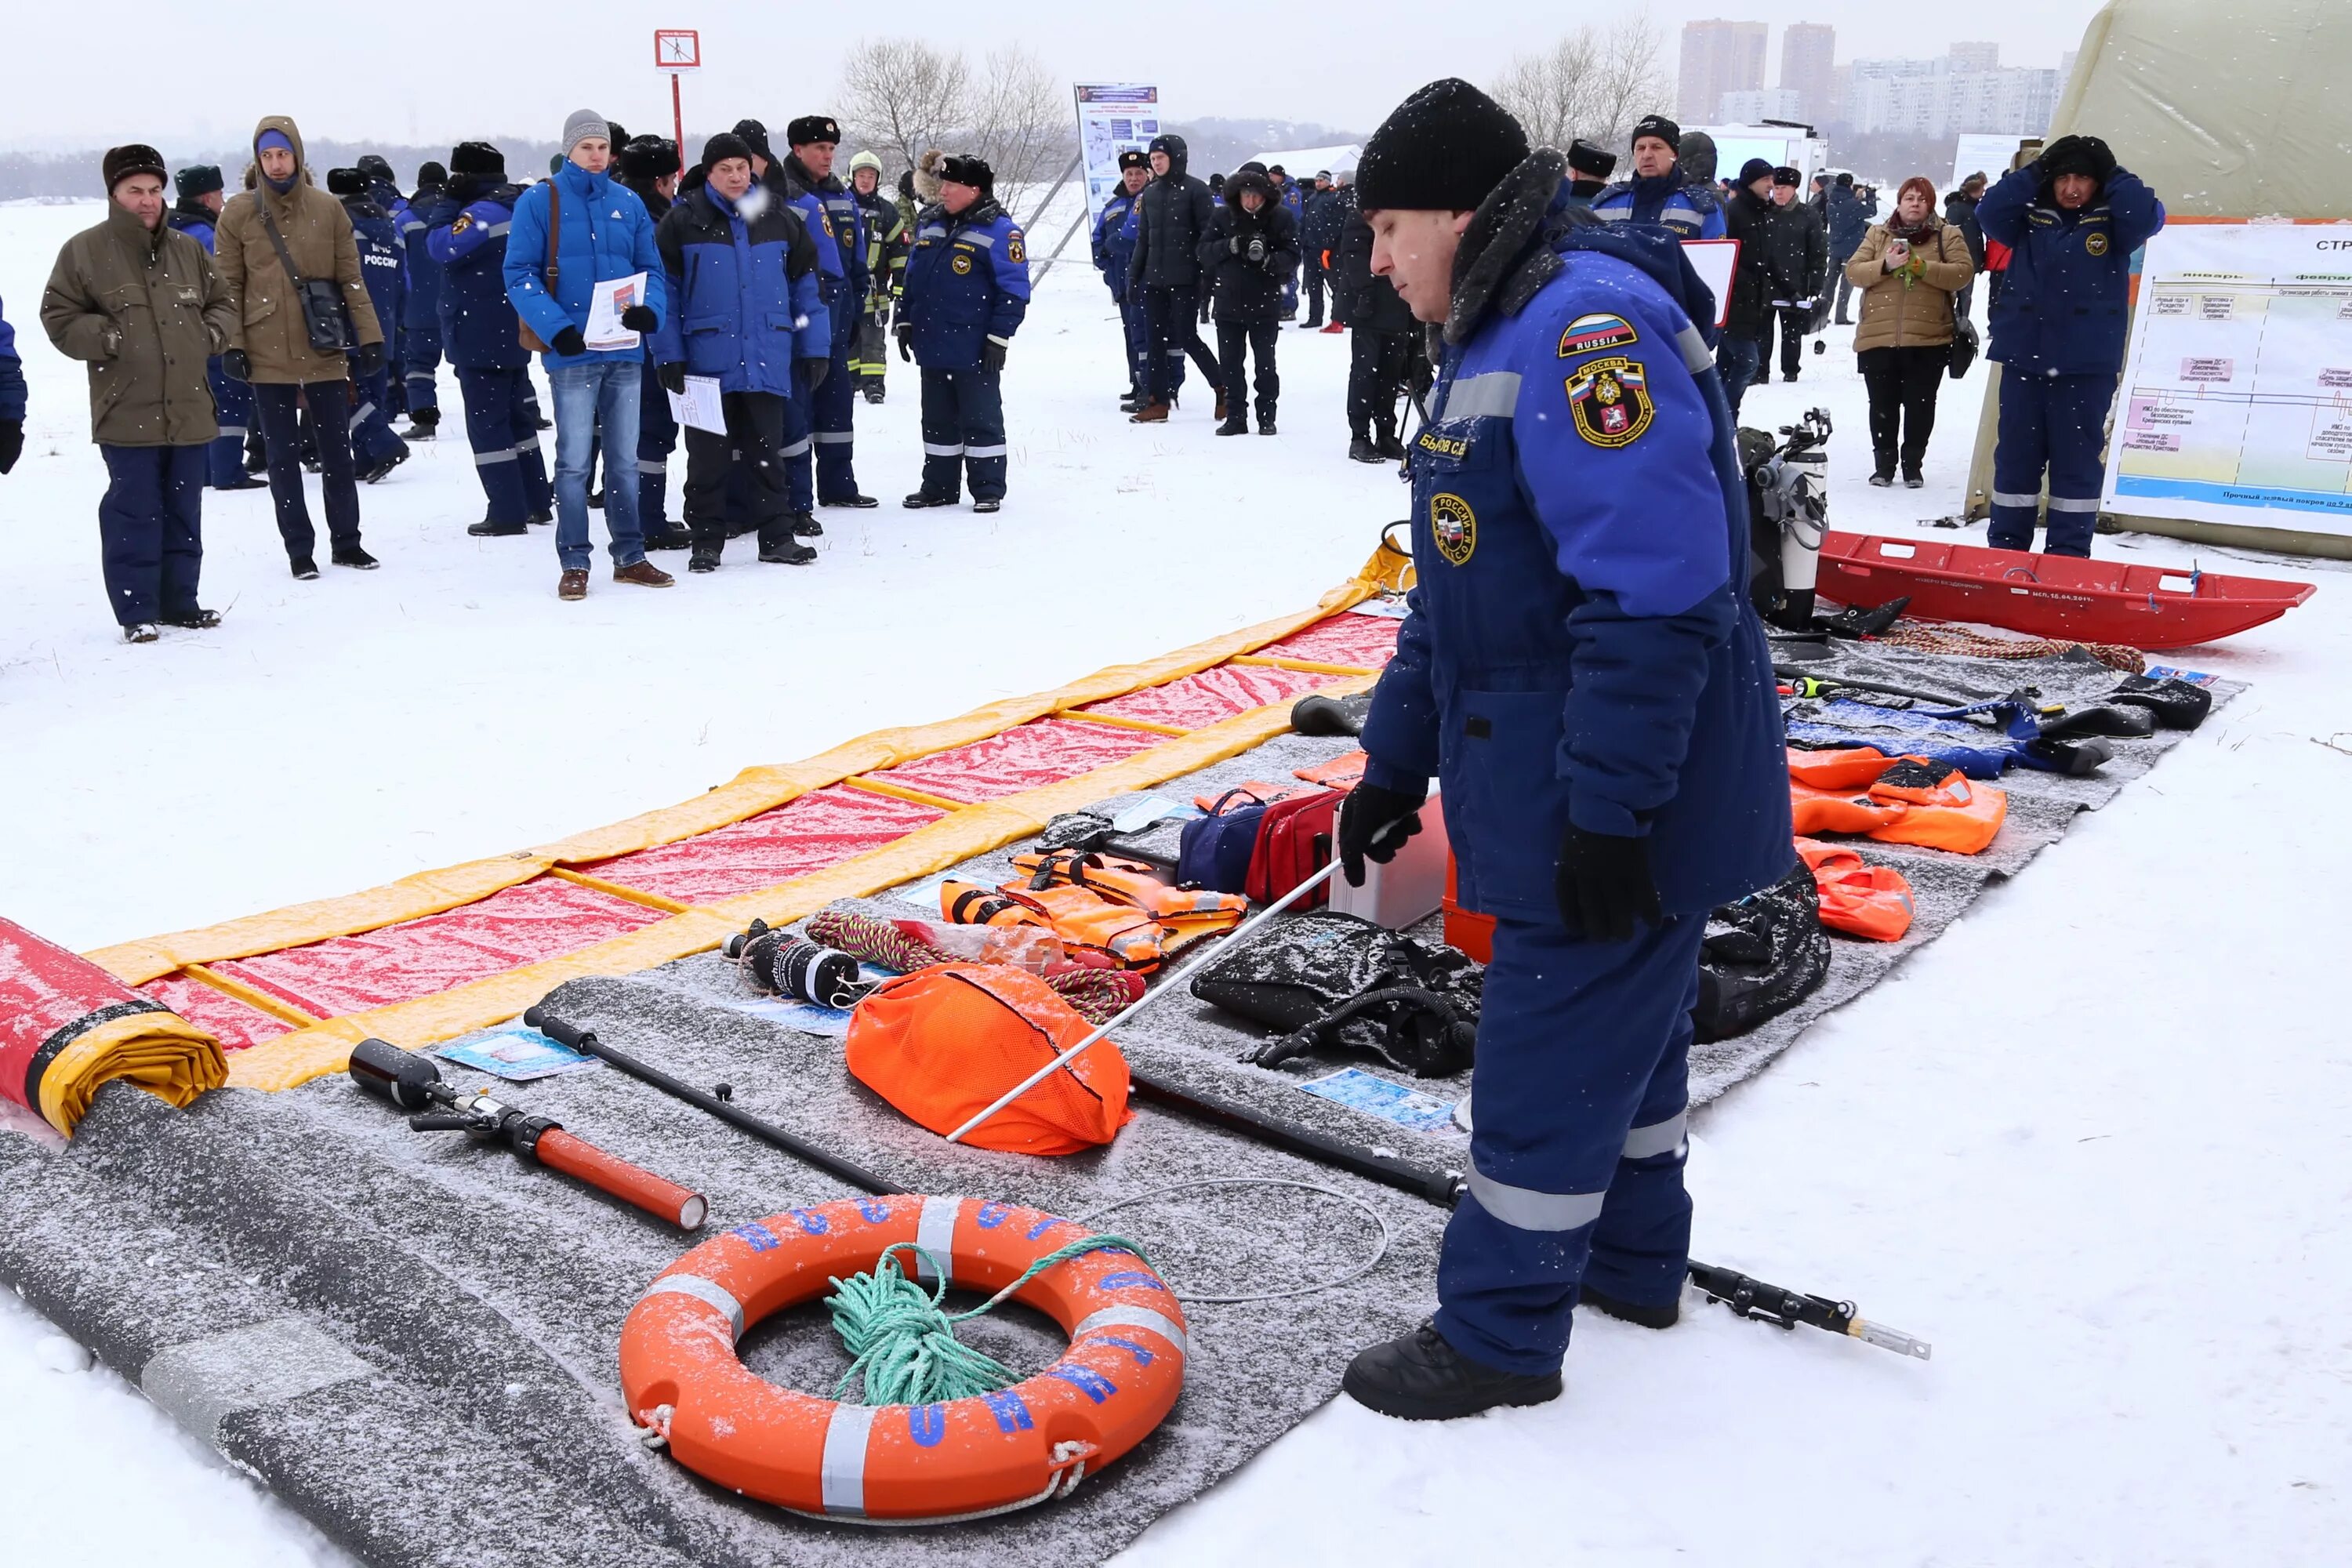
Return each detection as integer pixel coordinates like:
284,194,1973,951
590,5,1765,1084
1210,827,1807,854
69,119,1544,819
164,199,254,488
1978,154,2165,556
1589,168,1728,240
901,198,1031,503
786,155,869,505
336,191,411,476
1359,177,1788,1375
426,176,552,525
398,185,446,424
1092,185,1145,393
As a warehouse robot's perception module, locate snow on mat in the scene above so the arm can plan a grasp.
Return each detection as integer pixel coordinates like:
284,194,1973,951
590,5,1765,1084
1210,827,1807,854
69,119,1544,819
137,971,299,1052
577,785,946,906
1080,662,1340,728
1254,609,1399,668
209,876,670,1019
863,717,1165,804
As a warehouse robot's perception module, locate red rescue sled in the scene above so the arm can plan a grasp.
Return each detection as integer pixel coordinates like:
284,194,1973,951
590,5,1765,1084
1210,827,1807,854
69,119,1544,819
1817,533,2315,651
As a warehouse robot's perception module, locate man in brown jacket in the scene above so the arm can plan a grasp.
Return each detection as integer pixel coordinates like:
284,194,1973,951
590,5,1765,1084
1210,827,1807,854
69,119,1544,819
41,143,239,642
213,114,386,577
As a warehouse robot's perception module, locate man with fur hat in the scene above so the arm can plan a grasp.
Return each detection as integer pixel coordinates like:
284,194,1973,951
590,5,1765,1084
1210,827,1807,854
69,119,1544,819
42,143,239,640
1977,134,2165,556
1588,114,1726,239
898,154,1030,512
1330,78,1788,1420
1093,148,1152,405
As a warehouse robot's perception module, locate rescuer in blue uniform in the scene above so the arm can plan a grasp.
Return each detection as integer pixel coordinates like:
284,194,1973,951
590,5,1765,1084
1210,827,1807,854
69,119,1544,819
782,116,878,513
1334,80,1789,1421
731,119,846,541
165,164,264,492
1589,114,1727,241
397,160,447,437
1094,149,1149,406
424,141,552,535
898,154,1030,513
1977,134,2165,557
327,167,411,483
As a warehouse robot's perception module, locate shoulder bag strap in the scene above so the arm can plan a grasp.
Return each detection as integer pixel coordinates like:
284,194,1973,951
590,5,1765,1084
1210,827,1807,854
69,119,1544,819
544,178,561,295
255,200,307,289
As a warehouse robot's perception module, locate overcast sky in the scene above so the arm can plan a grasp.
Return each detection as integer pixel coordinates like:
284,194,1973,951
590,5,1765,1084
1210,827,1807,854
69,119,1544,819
8,1,2103,149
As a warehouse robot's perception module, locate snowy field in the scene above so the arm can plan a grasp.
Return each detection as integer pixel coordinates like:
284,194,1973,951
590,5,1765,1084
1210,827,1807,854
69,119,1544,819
3,196,2348,1566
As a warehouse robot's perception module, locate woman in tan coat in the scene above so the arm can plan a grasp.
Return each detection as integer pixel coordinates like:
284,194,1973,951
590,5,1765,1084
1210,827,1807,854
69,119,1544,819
213,114,385,575
1845,175,1973,488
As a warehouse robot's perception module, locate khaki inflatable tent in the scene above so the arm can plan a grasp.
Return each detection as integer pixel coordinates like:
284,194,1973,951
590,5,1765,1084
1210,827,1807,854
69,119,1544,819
1964,0,2352,557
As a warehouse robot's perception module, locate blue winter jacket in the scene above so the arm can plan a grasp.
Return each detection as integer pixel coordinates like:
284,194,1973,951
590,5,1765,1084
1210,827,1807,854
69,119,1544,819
1590,169,1727,240
650,183,829,397
902,199,1032,372
1092,189,1142,303
1362,169,1788,922
165,202,218,252
340,197,407,358
0,293,25,423
399,189,445,332
1826,187,1872,258
504,161,667,369
1979,161,2165,377
424,180,533,369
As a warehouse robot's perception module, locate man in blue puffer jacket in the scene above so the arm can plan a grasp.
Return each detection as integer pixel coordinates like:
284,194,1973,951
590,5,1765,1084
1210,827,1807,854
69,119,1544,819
1589,114,1726,241
898,154,1030,513
652,132,829,574
1333,79,1788,1423
506,109,673,599
1978,134,2165,557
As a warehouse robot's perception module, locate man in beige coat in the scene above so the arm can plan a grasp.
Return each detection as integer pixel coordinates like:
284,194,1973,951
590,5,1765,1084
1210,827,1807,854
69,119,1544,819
42,143,239,642
213,114,386,576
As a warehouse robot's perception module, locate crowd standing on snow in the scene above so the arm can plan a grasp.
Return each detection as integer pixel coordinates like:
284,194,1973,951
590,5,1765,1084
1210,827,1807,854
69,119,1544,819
0,93,2159,641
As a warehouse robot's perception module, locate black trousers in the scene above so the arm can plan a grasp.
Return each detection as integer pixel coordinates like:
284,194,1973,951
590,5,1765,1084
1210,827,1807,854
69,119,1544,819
684,390,787,551
1214,320,1279,425
1301,258,1329,325
1857,344,1951,476
1141,286,1221,401
1348,329,1413,439
252,379,361,558
1759,306,1812,376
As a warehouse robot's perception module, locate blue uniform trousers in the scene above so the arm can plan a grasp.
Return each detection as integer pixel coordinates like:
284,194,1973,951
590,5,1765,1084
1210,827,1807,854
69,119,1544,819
402,325,441,417
348,367,408,472
919,366,1007,501
637,358,678,533
97,444,206,626
204,358,252,488
778,383,815,513
1989,370,2113,557
456,365,551,525
1120,296,1149,393
813,330,861,502
1434,913,1705,1376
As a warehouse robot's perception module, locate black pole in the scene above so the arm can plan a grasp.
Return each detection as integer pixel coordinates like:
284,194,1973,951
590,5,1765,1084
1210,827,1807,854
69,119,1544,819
525,1005,895,1196
1127,1067,1464,1206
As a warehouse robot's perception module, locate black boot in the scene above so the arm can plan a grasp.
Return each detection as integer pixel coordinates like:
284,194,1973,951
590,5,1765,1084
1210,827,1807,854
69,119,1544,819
642,523,694,550
398,408,438,441
1342,1323,1562,1421
757,521,817,564
1348,436,1383,464
332,544,379,570
160,607,223,630
903,491,960,508
469,517,528,537
1256,405,1277,436
688,543,721,572
1579,1285,1680,1330
789,510,823,537
1216,416,1248,436
1376,425,1406,459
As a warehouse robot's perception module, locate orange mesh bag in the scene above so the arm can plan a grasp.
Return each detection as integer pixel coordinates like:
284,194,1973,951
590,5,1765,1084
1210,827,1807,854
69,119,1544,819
844,964,1134,1156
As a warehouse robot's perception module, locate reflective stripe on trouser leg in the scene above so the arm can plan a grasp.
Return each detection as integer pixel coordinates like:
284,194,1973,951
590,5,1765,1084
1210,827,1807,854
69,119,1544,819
2042,372,2114,556
779,388,815,511
1583,975,1700,1308
956,365,1008,501
1432,913,1708,1375
1987,371,2052,550
815,343,859,500
918,368,964,499
637,356,677,528
456,365,530,523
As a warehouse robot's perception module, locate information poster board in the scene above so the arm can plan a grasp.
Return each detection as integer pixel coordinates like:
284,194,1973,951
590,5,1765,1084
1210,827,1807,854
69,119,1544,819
1074,84,1161,228
2103,221,2352,534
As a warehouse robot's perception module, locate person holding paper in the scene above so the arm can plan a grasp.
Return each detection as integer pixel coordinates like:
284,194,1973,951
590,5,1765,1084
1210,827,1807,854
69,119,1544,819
506,109,672,601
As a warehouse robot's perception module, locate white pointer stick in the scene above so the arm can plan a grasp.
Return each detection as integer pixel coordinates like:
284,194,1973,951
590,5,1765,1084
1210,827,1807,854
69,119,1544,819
943,854,1355,1145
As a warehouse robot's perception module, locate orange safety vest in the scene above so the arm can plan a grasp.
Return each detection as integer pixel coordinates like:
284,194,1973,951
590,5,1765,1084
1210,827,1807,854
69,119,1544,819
941,878,1167,972
1009,851,1247,945
1789,757,2006,855
1795,837,1916,942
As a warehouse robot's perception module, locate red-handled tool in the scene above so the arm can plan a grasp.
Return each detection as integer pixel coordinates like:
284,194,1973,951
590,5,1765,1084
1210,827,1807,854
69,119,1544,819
349,1037,707,1230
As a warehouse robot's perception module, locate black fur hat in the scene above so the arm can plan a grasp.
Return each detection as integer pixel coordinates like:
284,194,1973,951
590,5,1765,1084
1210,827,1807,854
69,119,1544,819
326,166,368,196
787,115,842,147
450,141,504,179
939,154,993,192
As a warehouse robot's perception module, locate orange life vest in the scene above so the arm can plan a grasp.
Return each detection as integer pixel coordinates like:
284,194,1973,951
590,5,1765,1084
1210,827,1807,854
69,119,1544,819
1795,837,1916,942
1788,755,2007,855
941,878,1167,972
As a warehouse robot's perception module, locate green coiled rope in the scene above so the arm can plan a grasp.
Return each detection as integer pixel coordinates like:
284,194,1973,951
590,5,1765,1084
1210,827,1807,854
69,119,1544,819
825,1235,1149,1406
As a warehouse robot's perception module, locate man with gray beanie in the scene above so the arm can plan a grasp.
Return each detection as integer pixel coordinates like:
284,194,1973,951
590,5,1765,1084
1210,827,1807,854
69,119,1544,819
1331,77,1786,1420
505,109,672,600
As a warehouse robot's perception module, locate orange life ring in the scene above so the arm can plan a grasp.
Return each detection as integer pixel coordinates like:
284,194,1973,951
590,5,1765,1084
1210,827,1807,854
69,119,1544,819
619,1194,1189,1524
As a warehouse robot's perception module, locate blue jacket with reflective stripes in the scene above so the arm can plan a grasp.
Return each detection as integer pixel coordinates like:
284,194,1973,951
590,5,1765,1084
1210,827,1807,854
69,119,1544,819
1589,169,1727,241
1361,183,1788,921
902,200,1032,372
340,197,407,361
1978,162,2165,376
503,161,667,369
398,188,444,332
424,181,533,368
165,202,218,253
650,184,829,397
1093,190,1142,303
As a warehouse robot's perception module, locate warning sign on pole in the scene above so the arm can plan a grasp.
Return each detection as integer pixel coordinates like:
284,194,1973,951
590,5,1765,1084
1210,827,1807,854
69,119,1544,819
655,30,700,171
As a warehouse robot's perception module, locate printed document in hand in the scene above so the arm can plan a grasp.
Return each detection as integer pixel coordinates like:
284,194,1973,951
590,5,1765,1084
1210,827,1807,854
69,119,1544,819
669,376,726,434
585,271,648,350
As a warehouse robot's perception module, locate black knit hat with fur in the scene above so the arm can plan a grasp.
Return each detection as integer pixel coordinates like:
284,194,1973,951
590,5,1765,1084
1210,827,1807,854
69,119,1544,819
1356,78,1529,212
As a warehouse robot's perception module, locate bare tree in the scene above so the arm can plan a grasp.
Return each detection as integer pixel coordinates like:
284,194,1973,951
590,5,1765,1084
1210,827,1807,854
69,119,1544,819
967,47,1069,204
1491,15,1671,152
837,37,1073,206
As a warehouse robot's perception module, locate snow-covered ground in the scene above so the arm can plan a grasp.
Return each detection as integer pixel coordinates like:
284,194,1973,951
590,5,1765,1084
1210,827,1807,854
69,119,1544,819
4,198,2347,1565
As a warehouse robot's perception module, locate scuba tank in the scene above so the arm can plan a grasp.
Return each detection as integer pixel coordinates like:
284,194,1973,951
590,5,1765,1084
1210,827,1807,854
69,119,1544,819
1746,407,1833,630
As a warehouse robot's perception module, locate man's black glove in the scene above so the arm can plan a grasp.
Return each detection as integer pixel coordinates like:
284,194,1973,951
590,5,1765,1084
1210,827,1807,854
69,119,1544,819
350,340,384,377
619,304,659,334
799,356,829,391
1246,236,1267,265
222,349,251,382
1337,782,1427,887
550,326,586,358
0,419,21,475
981,336,1007,373
896,322,913,361
658,361,687,396
1555,827,1661,943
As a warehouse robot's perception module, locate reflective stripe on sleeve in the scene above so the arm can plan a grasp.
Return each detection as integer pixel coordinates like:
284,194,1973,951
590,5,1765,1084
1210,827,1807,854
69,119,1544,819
1439,371,1521,421
1676,323,1715,373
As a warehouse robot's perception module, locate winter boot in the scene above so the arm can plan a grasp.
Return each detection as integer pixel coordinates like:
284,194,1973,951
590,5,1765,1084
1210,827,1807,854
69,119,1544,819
1342,1323,1562,1421
290,556,319,580
332,544,379,570
1348,437,1383,464
789,510,824,537
613,560,676,588
1376,424,1406,460
1216,416,1248,436
1128,401,1170,424
123,622,160,644
1579,1285,1680,1330
469,517,529,537
1257,403,1277,436
642,523,694,550
972,498,1002,514
528,509,554,526
557,570,589,601
903,491,960,508
757,521,818,564
398,408,438,441
820,493,879,509
1213,388,1230,423
160,608,222,630
688,546,721,573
